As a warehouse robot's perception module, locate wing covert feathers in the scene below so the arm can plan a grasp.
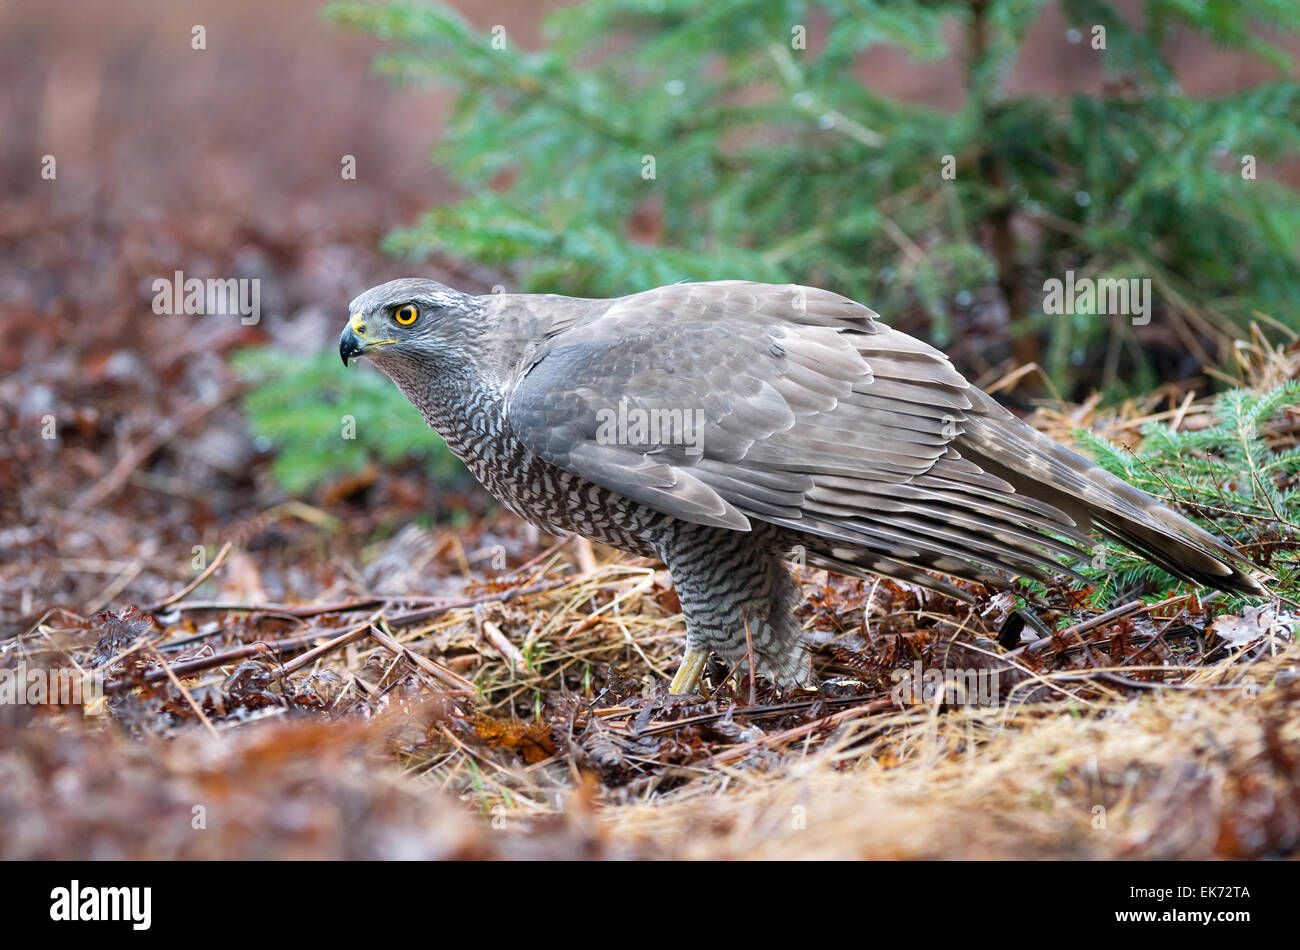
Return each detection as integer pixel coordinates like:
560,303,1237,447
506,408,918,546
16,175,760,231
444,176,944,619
502,281,1265,598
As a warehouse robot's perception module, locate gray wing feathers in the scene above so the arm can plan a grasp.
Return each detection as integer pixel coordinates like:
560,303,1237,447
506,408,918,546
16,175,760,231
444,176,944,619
503,280,1262,597
956,389,1265,593
565,443,750,531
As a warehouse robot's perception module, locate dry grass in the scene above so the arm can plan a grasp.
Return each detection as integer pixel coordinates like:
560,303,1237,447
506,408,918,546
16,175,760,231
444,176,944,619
598,664,1300,859
10,534,1295,859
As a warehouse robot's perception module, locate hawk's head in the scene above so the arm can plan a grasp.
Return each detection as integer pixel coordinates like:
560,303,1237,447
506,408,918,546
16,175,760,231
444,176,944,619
339,278,479,369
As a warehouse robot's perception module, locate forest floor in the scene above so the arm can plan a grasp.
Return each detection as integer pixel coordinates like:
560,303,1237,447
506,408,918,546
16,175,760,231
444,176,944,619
3,191,1299,860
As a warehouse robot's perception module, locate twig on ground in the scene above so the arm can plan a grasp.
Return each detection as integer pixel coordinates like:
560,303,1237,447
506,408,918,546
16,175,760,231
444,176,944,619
146,541,234,611
367,623,476,694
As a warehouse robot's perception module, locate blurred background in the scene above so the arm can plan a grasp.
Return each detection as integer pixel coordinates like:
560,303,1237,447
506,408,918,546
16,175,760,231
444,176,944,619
2,0,1298,629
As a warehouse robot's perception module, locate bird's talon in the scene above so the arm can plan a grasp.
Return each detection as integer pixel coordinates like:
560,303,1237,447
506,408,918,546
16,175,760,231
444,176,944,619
668,648,710,695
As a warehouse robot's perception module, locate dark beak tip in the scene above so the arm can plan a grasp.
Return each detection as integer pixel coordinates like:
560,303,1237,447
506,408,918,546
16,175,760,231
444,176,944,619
339,327,363,367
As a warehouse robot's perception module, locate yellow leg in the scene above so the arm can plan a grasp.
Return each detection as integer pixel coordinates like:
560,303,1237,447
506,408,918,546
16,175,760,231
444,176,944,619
668,648,710,695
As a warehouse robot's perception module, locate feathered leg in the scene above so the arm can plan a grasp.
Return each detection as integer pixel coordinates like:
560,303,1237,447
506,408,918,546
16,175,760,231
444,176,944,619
656,521,809,694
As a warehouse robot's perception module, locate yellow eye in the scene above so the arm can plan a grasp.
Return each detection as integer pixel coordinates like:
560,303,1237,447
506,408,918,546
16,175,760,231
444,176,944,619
395,304,419,326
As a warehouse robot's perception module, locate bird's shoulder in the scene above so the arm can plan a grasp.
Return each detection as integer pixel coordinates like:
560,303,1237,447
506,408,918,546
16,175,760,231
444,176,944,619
497,280,963,394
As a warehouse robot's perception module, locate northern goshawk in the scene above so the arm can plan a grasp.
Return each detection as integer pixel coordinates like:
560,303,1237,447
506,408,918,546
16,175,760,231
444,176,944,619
339,279,1265,694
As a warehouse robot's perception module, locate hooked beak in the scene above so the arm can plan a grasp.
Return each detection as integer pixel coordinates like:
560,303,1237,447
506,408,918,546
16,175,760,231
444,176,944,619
339,325,365,366
338,324,364,366
339,315,397,366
